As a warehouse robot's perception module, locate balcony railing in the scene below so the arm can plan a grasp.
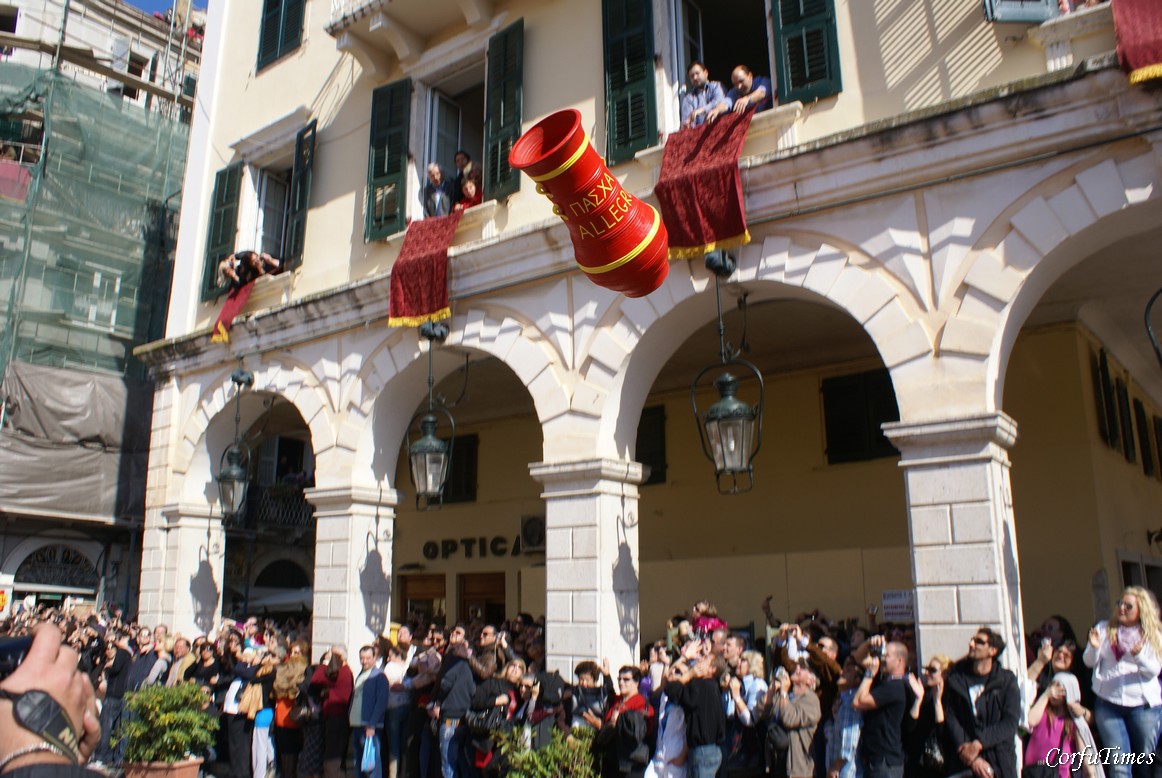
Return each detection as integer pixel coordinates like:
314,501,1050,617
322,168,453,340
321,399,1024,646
225,482,315,533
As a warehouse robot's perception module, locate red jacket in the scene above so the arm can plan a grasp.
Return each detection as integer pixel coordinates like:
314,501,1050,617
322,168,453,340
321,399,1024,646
311,663,354,719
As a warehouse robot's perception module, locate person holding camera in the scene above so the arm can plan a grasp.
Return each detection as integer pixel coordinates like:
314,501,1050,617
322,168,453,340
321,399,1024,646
311,644,354,778
852,636,912,778
662,639,727,778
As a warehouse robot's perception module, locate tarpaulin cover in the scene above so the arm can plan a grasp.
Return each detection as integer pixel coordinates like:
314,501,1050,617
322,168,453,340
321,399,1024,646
0,361,151,519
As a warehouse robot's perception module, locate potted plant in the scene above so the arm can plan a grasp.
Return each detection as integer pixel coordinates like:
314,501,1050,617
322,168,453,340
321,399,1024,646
496,727,598,778
116,682,219,777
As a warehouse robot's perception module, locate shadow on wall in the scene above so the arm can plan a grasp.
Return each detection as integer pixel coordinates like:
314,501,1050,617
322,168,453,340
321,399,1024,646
190,549,221,634
613,510,639,653
361,524,392,637
850,0,1011,117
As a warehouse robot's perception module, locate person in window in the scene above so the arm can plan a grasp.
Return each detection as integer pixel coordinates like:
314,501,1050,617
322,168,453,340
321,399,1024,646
451,151,482,206
218,250,280,290
423,163,455,218
680,62,730,128
455,179,482,211
726,65,774,115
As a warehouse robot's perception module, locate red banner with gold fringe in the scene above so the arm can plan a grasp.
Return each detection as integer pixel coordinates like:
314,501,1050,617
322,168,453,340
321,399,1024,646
654,110,754,261
1113,0,1162,84
387,211,462,328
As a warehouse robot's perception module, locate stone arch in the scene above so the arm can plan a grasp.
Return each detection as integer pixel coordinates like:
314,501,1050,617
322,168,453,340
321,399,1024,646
940,146,1162,411
349,303,568,485
591,234,933,457
174,355,336,506
2,534,103,585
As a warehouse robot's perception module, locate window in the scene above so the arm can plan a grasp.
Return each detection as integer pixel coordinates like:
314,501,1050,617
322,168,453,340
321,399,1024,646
1155,416,1162,481
367,78,411,241
1119,551,1162,607
982,0,1057,23
57,261,127,333
443,433,479,504
1090,354,1111,446
0,6,17,35
202,122,315,296
1134,399,1154,476
603,0,657,164
673,1,770,106
821,368,900,464
484,19,523,200
1116,378,1135,464
257,0,304,70
1099,350,1120,450
201,163,242,298
772,0,842,104
636,405,667,485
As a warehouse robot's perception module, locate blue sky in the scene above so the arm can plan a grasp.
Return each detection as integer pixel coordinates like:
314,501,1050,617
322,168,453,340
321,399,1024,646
125,0,184,15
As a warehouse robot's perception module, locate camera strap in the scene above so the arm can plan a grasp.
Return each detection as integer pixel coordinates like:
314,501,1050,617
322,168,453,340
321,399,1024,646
0,689,80,763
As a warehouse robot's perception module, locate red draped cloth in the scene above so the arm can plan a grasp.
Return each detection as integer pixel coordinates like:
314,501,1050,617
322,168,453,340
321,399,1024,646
654,110,754,260
1113,0,1162,84
210,281,254,343
388,211,462,327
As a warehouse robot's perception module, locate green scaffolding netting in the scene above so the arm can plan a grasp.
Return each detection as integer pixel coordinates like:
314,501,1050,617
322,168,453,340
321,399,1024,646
0,61,190,378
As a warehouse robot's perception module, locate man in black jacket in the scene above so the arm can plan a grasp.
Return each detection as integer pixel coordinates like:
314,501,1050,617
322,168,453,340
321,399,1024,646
432,626,476,778
943,627,1021,778
663,642,727,778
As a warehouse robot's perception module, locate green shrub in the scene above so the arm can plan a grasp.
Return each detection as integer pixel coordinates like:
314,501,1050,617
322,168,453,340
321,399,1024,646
115,683,219,764
495,726,598,778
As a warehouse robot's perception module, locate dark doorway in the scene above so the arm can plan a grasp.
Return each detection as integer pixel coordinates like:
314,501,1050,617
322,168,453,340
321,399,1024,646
458,572,506,624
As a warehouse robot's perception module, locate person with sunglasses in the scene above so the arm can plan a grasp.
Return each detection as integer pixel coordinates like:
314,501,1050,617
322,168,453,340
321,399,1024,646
943,627,1021,778
903,655,951,778
1083,586,1162,778
592,665,655,778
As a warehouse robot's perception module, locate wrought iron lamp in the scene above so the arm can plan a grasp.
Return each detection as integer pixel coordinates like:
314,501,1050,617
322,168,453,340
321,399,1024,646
217,366,254,520
690,250,765,494
406,321,455,510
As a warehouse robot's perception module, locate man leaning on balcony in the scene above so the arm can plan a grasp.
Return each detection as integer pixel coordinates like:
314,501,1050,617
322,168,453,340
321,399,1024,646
681,62,731,128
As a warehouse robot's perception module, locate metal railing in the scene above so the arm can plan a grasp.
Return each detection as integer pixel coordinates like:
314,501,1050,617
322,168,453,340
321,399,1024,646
226,482,315,533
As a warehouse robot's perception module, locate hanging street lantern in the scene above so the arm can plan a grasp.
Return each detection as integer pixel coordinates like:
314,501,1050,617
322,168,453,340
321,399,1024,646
217,366,254,521
406,322,456,510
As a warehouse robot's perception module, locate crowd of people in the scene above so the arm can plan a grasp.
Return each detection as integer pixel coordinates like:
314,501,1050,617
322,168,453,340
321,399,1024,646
0,586,1159,778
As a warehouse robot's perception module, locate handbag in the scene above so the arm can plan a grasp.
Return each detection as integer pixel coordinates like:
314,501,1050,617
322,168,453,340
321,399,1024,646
361,734,378,772
289,693,320,724
921,729,945,772
465,705,508,735
238,683,264,720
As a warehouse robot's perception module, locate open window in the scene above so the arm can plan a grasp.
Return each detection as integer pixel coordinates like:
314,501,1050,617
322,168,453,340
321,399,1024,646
983,0,1057,23
201,122,315,297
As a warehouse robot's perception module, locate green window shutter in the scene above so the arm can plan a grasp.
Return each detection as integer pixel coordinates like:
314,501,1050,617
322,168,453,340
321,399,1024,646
982,0,1056,23
285,119,316,270
484,18,523,202
280,0,305,54
603,0,657,165
202,163,242,300
773,0,842,104
366,78,411,241
257,0,283,69
257,0,304,70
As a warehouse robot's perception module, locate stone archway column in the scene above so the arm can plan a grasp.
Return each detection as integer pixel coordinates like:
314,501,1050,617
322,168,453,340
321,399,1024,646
883,413,1027,675
138,504,225,638
529,459,644,678
305,486,400,661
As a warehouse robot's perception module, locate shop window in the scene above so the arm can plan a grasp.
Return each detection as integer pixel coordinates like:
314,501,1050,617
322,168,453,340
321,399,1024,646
821,368,900,464
1116,378,1135,464
443,433,479,504
399,573,447,624
603,0,657,164
635,404,667,485
982,0,1056,23
1134,399,1154,477
257,0,304,71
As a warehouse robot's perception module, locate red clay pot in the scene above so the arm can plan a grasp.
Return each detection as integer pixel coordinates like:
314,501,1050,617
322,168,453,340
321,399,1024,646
509,109,669,298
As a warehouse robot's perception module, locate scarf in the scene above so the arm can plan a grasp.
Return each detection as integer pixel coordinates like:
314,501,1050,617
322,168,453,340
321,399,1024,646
1111,625,1143,661
1052,672,1105,778
604,691,653,722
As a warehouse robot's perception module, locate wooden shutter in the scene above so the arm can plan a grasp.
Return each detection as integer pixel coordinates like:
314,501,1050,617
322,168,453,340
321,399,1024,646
982,0,1055,23
257,0,283,69
201,163,242,299
286,119,316,269
257,0,304,70
484,19,523,201
773,0,842,104
603,0,657,165
366,78,411,241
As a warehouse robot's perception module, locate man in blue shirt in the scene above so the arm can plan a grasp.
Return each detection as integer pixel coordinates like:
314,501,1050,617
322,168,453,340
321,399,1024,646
726,65,775,115
680,62,731,128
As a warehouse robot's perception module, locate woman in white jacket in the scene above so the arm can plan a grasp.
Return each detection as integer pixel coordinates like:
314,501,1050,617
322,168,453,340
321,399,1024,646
1082,586,1162,778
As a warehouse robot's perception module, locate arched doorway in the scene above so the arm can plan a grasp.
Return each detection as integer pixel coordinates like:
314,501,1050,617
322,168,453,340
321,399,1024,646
14,543,100,607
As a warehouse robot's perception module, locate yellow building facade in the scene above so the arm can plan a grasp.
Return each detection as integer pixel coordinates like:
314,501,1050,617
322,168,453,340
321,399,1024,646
138,0,1162,676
